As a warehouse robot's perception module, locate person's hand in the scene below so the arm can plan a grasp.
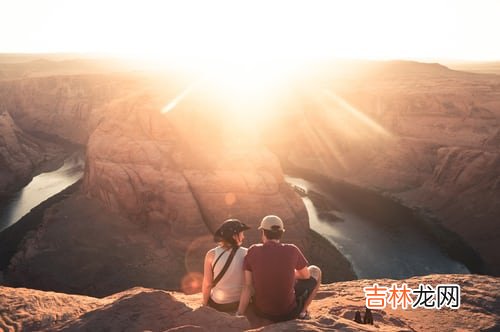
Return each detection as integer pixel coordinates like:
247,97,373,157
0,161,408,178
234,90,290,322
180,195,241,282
235,311,244,317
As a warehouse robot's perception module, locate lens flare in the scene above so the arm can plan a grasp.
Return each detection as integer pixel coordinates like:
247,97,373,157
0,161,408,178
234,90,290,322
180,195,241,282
181,272,203,295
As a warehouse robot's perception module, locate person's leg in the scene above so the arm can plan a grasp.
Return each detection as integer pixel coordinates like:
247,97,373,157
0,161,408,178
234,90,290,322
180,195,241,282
300,265,322,316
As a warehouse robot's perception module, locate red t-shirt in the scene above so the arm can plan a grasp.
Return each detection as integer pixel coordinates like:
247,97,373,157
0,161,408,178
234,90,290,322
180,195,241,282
243,241,308,316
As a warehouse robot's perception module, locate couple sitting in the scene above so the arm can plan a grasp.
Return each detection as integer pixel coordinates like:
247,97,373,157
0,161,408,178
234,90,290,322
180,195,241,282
202,215,322,322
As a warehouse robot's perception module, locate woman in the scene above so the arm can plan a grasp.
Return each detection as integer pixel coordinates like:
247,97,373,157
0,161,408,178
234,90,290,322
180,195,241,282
202,218,250,312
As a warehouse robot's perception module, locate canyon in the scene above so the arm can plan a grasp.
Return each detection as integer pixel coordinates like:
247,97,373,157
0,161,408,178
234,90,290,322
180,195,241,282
0,57,498,330
270,62,500,275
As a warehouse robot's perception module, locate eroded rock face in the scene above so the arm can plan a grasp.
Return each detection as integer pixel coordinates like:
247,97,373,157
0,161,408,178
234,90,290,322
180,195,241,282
0,73,150,194
0,109,64,193
5,192,188,296
0,75,143,144
83,96,309,247
4,94,315,296
80,96,309,282
277,63,500,275
1,274,498,331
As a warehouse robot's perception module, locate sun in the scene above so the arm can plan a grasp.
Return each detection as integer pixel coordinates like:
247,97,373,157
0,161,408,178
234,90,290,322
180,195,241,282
161,59,299,134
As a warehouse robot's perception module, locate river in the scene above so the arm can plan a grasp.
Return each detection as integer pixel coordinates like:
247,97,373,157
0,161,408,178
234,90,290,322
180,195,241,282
0,153,84,232
0,154,471,279
285,175,469,279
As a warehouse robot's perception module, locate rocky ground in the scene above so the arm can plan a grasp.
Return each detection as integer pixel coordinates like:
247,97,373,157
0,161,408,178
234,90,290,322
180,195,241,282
1,274,498,331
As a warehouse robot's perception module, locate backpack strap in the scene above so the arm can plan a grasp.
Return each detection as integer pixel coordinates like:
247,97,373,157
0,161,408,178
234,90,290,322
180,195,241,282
212,247,238,287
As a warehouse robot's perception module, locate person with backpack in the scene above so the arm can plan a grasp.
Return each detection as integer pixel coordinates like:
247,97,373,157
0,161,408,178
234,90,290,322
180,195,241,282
202,218,250,312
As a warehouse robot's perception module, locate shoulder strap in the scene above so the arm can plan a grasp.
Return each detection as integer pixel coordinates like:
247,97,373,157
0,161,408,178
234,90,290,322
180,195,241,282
211,249,228,276
212,247,238,287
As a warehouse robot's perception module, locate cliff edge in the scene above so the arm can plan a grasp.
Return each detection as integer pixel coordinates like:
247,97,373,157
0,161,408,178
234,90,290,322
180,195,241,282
1,274,498,331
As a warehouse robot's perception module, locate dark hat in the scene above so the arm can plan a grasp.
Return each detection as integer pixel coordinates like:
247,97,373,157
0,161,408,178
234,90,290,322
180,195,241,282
213,219,250,243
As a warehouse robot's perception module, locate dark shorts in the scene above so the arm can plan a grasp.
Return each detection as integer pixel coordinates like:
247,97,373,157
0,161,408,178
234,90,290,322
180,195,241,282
254,277,318,322
208,297,239,313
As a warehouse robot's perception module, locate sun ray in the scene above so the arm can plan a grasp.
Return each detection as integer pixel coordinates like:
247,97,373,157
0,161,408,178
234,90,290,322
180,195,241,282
322,89,391,136
299,112,349,172
161,79,203,114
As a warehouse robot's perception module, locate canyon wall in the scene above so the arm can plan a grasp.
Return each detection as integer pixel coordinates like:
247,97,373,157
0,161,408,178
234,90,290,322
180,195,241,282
0,109,64,193
83,96,309,246
0,73,158,192
0,75,144,144
276,63,500,274
1,61,498,298
5,93,346,296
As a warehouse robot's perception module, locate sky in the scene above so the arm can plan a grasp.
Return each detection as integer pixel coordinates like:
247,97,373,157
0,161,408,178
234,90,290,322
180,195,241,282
1,0,500,63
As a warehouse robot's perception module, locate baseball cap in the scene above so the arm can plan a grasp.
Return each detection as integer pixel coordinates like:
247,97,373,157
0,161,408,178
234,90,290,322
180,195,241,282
213,219,250,242
258,215,285,232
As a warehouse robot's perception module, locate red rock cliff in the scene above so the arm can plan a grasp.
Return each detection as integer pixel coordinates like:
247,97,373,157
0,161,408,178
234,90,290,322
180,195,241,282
274,62,500,275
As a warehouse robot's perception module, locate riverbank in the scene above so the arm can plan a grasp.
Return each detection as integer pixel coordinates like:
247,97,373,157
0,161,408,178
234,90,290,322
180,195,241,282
307,228,357,282
0,151,85,232
0,122,83,197
282,162,484,276
0,181,81,272
0,181,357,290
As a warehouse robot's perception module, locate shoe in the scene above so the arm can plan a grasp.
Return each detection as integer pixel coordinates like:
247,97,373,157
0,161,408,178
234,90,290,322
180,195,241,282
363,307,373,325
298,311,311,320
354,311,363,324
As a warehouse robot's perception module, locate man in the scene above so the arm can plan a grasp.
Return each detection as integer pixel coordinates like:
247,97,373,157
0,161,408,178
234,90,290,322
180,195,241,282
236,215,322,321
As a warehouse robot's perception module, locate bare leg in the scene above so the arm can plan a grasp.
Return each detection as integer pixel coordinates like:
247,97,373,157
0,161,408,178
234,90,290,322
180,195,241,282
301,265,322,315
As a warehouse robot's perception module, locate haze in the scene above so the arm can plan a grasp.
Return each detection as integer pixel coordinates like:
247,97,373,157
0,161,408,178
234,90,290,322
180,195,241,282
2,0,500,64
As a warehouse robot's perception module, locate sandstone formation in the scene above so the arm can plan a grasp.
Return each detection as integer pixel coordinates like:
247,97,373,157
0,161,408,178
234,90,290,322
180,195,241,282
3,92,354,296
0,286,249,331
275,62,500,275
0,72,152,194
81,95,342,287
3,189,352,298
0,109,65,193
2,59,497,306
0,75,144,145
83,96,309,246
1,274,498,331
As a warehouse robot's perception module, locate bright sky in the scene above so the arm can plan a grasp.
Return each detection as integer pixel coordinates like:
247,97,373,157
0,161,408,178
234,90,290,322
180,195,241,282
1,0,499,62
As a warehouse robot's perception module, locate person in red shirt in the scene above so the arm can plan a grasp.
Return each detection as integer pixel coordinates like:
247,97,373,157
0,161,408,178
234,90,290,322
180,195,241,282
236,215,322,321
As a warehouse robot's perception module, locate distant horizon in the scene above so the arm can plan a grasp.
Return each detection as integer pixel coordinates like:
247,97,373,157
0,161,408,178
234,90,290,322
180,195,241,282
2,0,500,65
1,52,499,65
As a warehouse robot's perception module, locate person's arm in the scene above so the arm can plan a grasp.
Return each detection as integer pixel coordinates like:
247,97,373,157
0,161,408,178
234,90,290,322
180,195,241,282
295,265,311,279
202,249,215,306
236,270,253,316
294,245,311,280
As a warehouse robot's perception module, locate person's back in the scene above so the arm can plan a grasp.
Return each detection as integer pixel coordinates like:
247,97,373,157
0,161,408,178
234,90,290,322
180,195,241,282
237,215,322,322
244,242,307,316
210,245,247,304
202,219,250,312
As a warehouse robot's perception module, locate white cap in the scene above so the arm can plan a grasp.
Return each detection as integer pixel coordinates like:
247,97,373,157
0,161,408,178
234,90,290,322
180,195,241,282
258,215,285,232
